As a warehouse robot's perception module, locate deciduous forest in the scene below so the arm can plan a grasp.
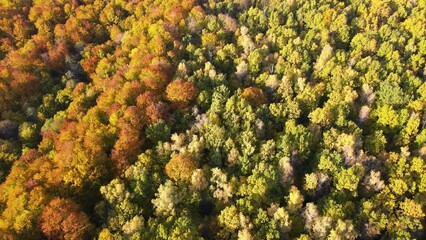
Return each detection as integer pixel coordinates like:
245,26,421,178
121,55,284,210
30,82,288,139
0,0,425,239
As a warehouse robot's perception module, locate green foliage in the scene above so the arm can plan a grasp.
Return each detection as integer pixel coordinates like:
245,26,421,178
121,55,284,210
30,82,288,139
18,122,40,148
335,164,365,196
0,0,425,239
145,120,171,144
0,140,20,181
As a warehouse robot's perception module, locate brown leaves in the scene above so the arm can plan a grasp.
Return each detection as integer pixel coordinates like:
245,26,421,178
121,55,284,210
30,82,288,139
241,86,267,107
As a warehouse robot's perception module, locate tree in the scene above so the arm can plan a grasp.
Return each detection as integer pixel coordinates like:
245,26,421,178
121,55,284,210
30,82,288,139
399,198,425,219
39,198,94,240
241,86,267,106
335,165,365,196
165,153,198,182
1,0,426,238
18,122,39,148
286,186,304,213
314,45,333,71
166,79,198,108
218,205,240,232
190,169,208,190
0,120,19,140
365,130,387,154
152,180,182,217
145,120,171,143
210,167,234,204
328,219,358,240
0,139,20,181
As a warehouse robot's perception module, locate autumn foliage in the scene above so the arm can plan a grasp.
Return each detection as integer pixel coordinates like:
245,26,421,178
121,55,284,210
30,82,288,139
39,198,94,240
0,0,426,239
165,79,198,108
241,86,267,106
165,153,198,182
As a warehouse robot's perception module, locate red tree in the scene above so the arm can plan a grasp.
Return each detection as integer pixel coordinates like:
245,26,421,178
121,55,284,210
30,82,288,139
39,198,94,240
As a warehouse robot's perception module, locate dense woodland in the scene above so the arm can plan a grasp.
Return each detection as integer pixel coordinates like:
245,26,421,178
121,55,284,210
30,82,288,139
0,0,425,239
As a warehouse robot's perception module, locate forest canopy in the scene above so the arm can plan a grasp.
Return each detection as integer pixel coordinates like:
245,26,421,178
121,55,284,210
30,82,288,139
0,0,426,239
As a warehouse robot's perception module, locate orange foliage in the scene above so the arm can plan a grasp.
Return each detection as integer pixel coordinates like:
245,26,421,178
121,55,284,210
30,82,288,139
111,125,142,175
39,198,94,240
122,106,145,129
241,86,268,107
165,153,198,182
145,101,169,124
20,149,39,164
136,91,160,108
39,131,58,153
116,81,144,106
51,116,113,190
81,55,99,76
165,6,185,24
149,57,174,75
0,0,201,237
165,79,198,108
45,41,70,71
140,68,170,92
136,92,169,124
10,70,38,95
111,106,145,174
